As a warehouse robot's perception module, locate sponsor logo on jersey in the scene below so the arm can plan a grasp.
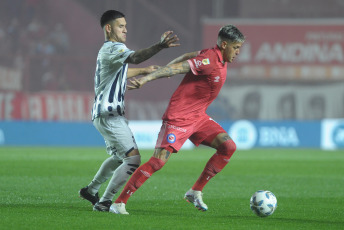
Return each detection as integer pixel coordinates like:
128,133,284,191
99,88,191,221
214,76,220,82
166,133,176,143
202,58,210,65
193,59,202,68
167,124,187,133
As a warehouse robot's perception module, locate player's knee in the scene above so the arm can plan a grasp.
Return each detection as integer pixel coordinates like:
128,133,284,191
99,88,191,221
124,154,141,164
216,139,236,158
127,148,140,157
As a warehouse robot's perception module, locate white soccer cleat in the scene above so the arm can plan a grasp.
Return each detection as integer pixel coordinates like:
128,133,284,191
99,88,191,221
184,189,208,211
109,203,129,215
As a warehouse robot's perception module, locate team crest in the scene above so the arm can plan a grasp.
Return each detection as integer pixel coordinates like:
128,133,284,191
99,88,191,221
166,133,176,143
202,58,210,65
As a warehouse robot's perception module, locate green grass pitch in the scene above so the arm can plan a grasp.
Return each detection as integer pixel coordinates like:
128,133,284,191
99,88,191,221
1,147,343,229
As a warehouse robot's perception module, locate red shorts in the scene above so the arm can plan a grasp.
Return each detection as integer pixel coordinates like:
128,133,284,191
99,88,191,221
155,115,226,153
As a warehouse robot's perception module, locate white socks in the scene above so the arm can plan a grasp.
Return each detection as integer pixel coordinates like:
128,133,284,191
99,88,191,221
88,155,123,195
100,155,141,202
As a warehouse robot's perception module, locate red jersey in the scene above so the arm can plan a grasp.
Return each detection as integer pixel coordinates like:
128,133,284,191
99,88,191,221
162,45,227,123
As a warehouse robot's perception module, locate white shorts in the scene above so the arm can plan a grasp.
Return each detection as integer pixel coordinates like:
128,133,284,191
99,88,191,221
93,116,138,159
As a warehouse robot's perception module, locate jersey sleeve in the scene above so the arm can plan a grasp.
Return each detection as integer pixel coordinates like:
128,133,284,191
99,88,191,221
187,49,213,76
107,42,135,65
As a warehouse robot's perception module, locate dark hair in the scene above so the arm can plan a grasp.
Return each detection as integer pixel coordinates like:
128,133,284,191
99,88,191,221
218,25,245,43
100,10,125,28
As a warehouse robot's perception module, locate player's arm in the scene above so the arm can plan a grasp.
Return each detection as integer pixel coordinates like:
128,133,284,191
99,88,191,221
127,65,160,79
125,31,180,64
166,51,198,65
127,61,190,90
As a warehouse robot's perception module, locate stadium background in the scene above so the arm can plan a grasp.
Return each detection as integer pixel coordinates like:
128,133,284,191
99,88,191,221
0,0,343,150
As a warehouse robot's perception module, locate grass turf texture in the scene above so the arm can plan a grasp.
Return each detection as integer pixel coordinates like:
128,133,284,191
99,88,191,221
0,147,343,230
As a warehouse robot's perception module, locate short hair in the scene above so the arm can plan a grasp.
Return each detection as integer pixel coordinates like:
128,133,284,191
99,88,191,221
100,10,125,28
217,25,245,45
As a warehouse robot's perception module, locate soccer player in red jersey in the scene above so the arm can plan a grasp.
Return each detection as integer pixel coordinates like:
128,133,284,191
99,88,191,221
110,25,245,214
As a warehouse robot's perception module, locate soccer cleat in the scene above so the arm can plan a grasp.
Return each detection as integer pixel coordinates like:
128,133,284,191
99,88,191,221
184,189,208,211
93,200,112,212
79,186,99,205
109,203,129,215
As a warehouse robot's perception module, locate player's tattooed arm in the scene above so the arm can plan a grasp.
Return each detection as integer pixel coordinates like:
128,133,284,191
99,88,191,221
127,61,190,90
148,61,190,79
167,51,198,65
126,45,163,64
125,31,179,64
127,65,160,78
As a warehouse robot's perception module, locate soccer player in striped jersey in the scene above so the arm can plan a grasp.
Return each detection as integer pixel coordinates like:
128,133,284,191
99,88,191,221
79,10,179,212
110,25,245,214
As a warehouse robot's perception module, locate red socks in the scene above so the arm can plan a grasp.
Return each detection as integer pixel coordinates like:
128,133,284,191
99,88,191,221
115,157,165,204
115,140,236,204
192,139,236,191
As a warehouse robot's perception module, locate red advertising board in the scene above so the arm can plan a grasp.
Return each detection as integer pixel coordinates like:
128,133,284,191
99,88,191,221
0,91,94,121
203,19,344,80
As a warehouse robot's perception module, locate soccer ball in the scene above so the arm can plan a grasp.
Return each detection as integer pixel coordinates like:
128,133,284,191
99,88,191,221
250,190,277,217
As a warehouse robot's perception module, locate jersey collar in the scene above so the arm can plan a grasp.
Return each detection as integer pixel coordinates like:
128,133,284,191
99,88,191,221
214,45,225,65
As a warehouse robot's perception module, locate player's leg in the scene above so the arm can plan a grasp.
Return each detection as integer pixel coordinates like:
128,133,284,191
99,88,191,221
191,132,236,191
89,155,123,193
79,154,123,205
92,116,141,211
112,121,190,214
79,117,127,205
94,150,141,211
111,148,171,214
185,118,236,211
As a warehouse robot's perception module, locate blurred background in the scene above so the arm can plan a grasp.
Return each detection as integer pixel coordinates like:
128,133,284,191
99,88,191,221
0,0,344,149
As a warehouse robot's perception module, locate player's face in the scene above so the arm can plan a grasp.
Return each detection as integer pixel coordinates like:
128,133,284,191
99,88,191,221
223,42,243,63
108,17,127,43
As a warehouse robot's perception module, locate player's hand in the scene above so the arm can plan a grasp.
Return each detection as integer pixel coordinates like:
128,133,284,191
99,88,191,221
127,77,149,90
159,31,180,48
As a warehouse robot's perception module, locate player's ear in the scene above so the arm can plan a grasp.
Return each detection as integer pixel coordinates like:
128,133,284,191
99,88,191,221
105,24,111,33
220,40,228,50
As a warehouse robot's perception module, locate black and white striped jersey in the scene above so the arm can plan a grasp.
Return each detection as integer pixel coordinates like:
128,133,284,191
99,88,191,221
92,41,134,120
